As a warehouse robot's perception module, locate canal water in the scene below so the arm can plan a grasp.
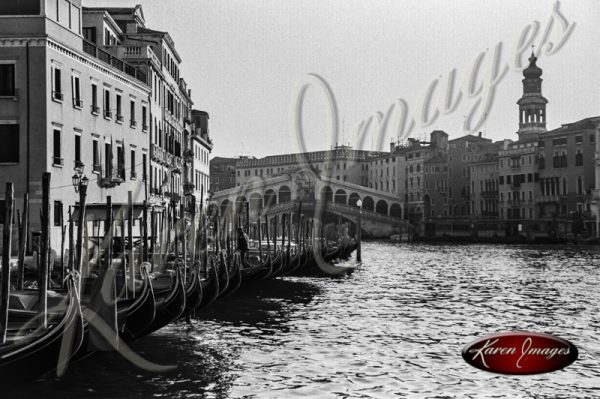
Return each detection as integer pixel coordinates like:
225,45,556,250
7,241,600,398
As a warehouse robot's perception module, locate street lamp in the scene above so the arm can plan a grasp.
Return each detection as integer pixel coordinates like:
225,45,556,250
72,170,88,290
356,199,362,262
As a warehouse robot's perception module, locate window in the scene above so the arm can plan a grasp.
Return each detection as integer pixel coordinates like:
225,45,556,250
74,133,81,167
116,94,122,122
83,27,96,43
71,74,82,108
577,176,583,195
142,152,147,180
539,156,545,169
103,89,111,118
92,139,100,173
51,66,62,101
142,105,148,131
0,124,19,163
104,143,112,177
575,150,583,166
117,146,124,179
130,100,136,127
0,63,16,96
130,150,136,178
575,135,583,144
91,83,99,114
53,201,62,226
53,129,62,165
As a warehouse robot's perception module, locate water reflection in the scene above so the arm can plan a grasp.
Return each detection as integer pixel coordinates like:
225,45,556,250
6,242,600,398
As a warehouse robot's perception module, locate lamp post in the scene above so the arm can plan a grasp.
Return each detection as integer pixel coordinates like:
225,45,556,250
72,171,89,289
356,199,362,262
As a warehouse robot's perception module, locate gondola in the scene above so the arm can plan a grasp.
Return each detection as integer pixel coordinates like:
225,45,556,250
180,260,203,319
117,262,156,342
267,247,284,278
222,252,242,297
136,262,186,337
216,251,230,296
240,251,272,282
196,256,219,310
0,275,85,390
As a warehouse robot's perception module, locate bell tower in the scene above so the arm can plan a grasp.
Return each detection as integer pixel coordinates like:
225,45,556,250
517,52,548,138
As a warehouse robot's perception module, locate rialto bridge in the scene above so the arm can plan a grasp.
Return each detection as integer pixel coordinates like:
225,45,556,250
210,171,412,238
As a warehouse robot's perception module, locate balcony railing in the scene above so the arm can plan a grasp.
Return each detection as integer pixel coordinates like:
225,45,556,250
91,105,100,115
130,120,137,128
52,156,63,166
52,91,63,101
82,39,147,84
104,109,112,119
73,98,83,108
116,114,124,123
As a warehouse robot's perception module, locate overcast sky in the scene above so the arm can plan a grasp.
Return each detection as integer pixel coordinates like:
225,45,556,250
86,0,599,158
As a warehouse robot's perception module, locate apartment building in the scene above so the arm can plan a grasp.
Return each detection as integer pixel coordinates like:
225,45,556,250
0,0,150,250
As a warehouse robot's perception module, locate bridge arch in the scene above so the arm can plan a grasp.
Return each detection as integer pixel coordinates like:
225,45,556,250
348,192,360,207
321,185,333,202
278,185,291,203
264,189,277,208
249,192,262,213
362,196,374,211
334,189,347,204
220,199,232,216
375,200,388,215
390,203,402,218
234,196,247,214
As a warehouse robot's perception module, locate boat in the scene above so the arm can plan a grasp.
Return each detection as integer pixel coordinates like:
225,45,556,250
196,256,219,310
136,262,186,337
180,260,203,319
117,262,156,342
240,251,272,283
0,275,85,389
222,252,242,297
216,251,230,296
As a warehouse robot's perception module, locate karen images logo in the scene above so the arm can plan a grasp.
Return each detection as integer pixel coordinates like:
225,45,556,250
462,332,578,375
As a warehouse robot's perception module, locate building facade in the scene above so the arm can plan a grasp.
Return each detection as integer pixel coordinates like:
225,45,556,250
0,1,151,250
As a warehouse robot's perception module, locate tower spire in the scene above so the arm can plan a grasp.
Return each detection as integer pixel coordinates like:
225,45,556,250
516,48,547,138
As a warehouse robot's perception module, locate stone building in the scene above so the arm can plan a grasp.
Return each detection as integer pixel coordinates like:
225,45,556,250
404,131,448,223
234,145,385,188
210,157,239,192
447,134,493,217
189,110,212,208
83,5,196,215
0,1,151,250
537,116,599,235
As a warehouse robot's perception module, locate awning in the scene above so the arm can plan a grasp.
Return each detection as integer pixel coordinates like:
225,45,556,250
71,202,159,220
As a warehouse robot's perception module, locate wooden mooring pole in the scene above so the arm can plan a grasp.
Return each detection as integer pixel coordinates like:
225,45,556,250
39,173,51,328
127,192,134,297
1,182,15,342
16,193,29,290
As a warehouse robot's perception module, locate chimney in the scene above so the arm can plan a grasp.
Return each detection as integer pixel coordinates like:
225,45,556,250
478,131,482,138
390,141,395,153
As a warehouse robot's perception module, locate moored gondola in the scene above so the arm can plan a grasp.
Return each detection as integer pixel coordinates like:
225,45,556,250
0,275,85,390
222,252,242,297
136,262,186,337
117,262,156,342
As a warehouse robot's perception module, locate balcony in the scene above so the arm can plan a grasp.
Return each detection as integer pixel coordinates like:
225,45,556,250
113,45,161,70
83,40,147,84
116,114,124,123
164,152,173,166
74,160,84,171
151,144,165,164
183,182,195,195
142,123,148,132
183,148,194,162
91,105,100,115
104,109,112,119
92,163,102,173
73,98,83,109
173,156,183,170
52,156,63,166
537,195,562,203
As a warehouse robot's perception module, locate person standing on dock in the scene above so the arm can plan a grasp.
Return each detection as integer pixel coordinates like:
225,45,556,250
237,227,249,262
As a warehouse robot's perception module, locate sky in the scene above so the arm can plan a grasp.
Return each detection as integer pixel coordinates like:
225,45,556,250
85,0,599,158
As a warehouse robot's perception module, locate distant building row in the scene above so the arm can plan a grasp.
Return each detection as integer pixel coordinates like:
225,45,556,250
210,53,600,238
